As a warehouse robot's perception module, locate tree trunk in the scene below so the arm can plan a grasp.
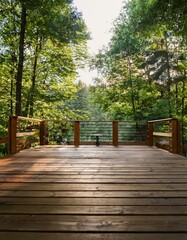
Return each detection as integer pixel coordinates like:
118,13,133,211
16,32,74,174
10,78,13,115
29,40,39,117
164,33,172,117
27,33,43,117
128,57,136,119
10,50,18,115
24,92,30,116
15,2,26,116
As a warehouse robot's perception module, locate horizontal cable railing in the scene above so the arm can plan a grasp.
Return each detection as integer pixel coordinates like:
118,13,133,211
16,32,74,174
118,121,147,144
3,116,181,155
80,121,113,145
44,120,147,146
45,120,74,145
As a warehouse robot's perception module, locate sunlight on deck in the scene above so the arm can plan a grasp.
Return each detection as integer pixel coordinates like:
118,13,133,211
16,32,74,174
0,145,187,240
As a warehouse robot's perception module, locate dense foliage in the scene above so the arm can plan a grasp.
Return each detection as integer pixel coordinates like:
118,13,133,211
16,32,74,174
0,1,89,132
91,0,187,144
0,0,92,155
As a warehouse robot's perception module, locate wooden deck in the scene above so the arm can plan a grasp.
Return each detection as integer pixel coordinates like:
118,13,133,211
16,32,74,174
0,145,187,239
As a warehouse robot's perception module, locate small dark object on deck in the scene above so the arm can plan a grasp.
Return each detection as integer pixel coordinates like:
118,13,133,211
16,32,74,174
96,135,100,146
93,134,102,146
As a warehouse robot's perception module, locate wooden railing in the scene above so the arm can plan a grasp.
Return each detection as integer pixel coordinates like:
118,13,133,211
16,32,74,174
147,118,181,154
3,116,181,155
45,120,147,146
8,116,45,154
73,120,147,146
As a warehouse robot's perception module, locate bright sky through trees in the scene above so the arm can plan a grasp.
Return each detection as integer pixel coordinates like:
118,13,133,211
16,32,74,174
73,0,124,84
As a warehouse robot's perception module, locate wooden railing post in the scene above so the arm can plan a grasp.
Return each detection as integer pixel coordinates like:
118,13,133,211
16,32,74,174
8,116,18,154
40,120,45,146
169,119,181,154
74,121,80,146
113,121,118,146
147,122,154,146
45,123,49,145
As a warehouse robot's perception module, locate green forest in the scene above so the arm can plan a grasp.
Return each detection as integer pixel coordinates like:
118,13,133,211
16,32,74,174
1,0,187,153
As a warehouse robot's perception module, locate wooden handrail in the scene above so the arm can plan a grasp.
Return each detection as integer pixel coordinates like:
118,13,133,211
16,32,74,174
16,132,39,137
153,132,172,137
148,118,176,123
46,120,147,123
17,116,43,122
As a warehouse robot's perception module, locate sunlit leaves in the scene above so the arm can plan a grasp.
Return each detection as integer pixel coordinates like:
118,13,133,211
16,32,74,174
91,0,187,126
0,0,90,146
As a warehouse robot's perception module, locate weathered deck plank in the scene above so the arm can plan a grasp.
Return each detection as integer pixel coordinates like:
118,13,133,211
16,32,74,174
0,233,187,240
0,145,187,239
1,215,187,232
